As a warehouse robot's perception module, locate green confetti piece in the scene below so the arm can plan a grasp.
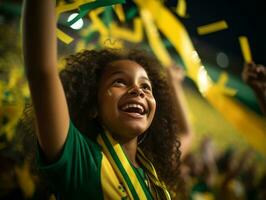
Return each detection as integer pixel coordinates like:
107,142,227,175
67,0,125,27
126,7,138,21
102,6,113,26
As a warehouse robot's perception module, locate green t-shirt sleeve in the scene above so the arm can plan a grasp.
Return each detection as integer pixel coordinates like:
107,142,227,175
36,121,103,199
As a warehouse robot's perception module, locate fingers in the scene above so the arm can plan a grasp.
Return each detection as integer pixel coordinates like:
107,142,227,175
242,62,266,83
166,64,185,82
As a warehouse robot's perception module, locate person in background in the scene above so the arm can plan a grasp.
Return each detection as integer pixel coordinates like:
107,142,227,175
242,62,266,115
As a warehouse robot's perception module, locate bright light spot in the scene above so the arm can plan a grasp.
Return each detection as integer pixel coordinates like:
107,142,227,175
68,13,84,30
191,50,201,64
198,66,211,93
216,52,229,68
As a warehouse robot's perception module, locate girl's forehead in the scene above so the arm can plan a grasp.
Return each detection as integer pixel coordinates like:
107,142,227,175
103,59,149,78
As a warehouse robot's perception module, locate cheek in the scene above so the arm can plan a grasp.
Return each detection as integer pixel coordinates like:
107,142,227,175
149,97,157,116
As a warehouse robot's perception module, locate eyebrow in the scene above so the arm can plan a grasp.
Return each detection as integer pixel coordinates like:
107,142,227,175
109,70,151,82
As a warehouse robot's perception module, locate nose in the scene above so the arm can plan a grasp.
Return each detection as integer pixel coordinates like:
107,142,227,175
128,85,145,98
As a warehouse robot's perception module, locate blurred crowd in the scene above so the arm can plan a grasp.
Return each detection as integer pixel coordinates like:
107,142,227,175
180,62,266,200
180,137,266,200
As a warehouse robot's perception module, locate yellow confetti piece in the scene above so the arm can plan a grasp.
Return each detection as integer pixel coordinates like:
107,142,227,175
113,4,126,22
239,36,252,62
56,29,74,44
216,72,237,96
140,9,171,66
176,0,187,18
197,20,228,35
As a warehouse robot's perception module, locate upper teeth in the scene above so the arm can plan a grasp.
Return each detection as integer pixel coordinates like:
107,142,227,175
122,104,144,113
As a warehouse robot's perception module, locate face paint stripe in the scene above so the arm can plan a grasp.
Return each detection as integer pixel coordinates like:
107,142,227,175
107,89,112,96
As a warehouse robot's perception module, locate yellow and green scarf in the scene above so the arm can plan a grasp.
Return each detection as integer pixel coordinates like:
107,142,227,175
97,130,171,200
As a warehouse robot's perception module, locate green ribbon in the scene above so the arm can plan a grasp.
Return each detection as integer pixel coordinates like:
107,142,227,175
67,0,125,26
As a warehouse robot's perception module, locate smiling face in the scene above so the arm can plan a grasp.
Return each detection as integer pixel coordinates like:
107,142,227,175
97,59,156,143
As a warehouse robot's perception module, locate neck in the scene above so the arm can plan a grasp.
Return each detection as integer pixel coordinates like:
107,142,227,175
121,138,139,168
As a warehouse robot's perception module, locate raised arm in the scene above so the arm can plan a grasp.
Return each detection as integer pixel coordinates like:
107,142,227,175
166,65,194,159
22,0,69,161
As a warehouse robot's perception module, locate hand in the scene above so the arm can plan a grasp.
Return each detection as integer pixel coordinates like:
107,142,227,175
242,62,266,114
166,63,185,83
242,62,266,91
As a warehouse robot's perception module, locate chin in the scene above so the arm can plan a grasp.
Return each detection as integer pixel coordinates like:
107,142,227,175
114,122,145,136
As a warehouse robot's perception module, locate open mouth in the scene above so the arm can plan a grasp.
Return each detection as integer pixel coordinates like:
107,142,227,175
120,103,147,115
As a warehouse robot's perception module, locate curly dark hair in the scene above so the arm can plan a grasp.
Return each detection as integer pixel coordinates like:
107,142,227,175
60,48,182,195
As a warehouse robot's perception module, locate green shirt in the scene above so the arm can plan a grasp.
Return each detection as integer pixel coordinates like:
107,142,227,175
37,121,103,200
37,121,150,200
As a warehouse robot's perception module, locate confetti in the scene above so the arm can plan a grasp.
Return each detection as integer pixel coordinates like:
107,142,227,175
67,0,125,27
113,4,126,22
216,72,237,96
56,0,125,44
140,9,171,66
176,0,187,18
56,29,73,44
239,36,252,62
197,20,228,35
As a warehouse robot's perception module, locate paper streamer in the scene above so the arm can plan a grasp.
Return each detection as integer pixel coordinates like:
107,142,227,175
140,9,171,66
239,36,252,63
197,20,228,35
205,87,266,155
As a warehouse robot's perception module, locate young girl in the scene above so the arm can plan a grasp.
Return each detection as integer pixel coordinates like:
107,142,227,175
22,0,187,199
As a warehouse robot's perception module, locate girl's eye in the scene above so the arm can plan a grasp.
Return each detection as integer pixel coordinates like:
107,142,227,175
141,83,152,92
112,79,126,87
